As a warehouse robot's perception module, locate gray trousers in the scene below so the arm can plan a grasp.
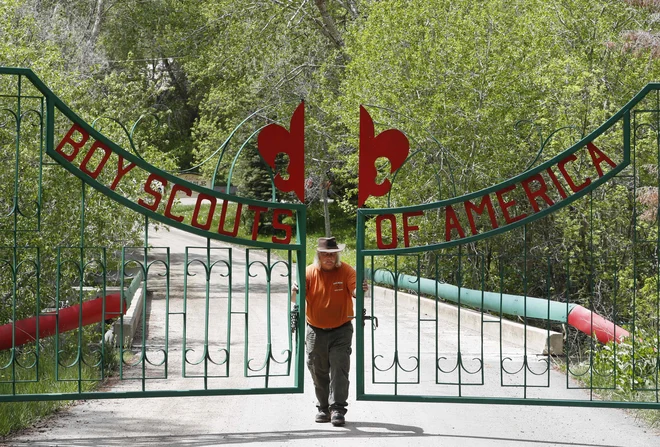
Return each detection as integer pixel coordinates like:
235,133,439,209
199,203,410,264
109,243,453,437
305,321,353,415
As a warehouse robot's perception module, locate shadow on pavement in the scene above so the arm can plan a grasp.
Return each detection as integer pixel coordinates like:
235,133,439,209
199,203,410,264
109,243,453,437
6,421,626,447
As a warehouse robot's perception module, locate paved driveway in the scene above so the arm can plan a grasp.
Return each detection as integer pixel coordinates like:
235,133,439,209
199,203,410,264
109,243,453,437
6,226,659,447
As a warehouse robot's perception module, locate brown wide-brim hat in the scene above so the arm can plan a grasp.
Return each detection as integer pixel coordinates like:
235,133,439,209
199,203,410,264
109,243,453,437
316,237,345,253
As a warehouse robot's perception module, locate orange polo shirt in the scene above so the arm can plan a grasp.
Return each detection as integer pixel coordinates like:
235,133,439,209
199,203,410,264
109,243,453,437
305,262,356,329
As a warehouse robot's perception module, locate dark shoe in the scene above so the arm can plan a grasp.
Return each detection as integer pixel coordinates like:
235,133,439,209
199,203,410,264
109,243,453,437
331,411,345,426
315,410,330,423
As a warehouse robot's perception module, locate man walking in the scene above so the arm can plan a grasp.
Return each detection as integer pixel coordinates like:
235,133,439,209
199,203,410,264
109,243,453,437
292,236,367,427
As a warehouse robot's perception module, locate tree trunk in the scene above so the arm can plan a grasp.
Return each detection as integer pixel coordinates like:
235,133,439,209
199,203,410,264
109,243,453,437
314,0,344,48
322,183,331,237
90,0,104,45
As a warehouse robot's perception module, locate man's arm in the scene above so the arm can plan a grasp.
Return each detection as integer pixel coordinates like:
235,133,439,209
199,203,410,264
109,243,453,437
352,279,369,297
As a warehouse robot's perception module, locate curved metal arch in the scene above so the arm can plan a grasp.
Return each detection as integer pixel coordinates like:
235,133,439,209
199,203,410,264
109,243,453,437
91,116,143,160
184,345,230,367
247,259,273,280
185,258,211,280
13,349,38,370
207,100,301,188
1,68,305,249
523,123,584,173
458,354,483,376
387,142,445,208
0,107,19,125
225,125,278,203
208,259,232,277
15,257,40,277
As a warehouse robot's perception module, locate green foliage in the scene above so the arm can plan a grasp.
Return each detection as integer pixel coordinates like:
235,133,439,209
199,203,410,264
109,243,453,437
590,330,659,393
583,330,660,426
0,336,120,437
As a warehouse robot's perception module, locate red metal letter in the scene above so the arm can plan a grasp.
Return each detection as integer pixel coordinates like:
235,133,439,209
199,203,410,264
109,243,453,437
403,211,424,247
557,154,591,193
272,209,293,244
79,141,112,179
358,106,410,207
249,205,268,240
164,184,193,223
376,214,397,249
546,166,568,199
55,124,88,162
138,174,167,211
495,184,527,224
521,173,554,212
257,102,305,202
445,205,466,241
191,194,217,230
110,156,137,191
464,195,499,235
587,142,616,177
218,201,242,237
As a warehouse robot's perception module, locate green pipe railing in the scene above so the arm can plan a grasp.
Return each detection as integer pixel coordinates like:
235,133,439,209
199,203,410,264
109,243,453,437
368,268,575,322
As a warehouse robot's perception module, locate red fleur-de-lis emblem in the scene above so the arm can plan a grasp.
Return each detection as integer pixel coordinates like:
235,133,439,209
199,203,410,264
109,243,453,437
257,102,305,202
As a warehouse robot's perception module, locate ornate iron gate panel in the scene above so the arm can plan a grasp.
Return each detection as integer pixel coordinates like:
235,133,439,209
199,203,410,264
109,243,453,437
0,68,306,402
355,85,660,408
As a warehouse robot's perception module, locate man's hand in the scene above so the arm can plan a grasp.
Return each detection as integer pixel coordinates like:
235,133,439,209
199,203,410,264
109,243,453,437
353,280,369,298
291,282,299,303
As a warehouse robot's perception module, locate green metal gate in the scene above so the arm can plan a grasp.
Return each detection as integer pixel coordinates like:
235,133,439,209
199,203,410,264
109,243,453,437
4,66,660,410
0,68,306,402
355,84,660,408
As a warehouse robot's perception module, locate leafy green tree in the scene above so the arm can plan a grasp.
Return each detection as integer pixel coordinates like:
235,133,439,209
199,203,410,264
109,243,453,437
0,0,177,324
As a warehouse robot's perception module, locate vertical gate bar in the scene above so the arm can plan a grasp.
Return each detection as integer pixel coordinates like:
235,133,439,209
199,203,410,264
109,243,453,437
37,96,44,231
480,252,485,385
243,249,250,377
370,255,376,384
78,181,86,393
626,108,636,395
33,246,41,381
565,253,571,389
652,91,660,402
164,246,170,379
294,208,306,389
614,264,619,390
457,246,462,397
56,248,61,381
632,109,639,395
394,254,399,395
226,247,232,377
286,250,292,375
10,256,16,395
416,254,421,385
119,248,125,379
589,190,595,399
355,210,365,398
141,216,148,389
499,256,504,387
100,247,107,380
523,225,528,399
182,247,189,376
628,108,636,396
204,238,211,388
435,254,439,385
544,256,551,387
265,248,272,388
10,76,20,395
